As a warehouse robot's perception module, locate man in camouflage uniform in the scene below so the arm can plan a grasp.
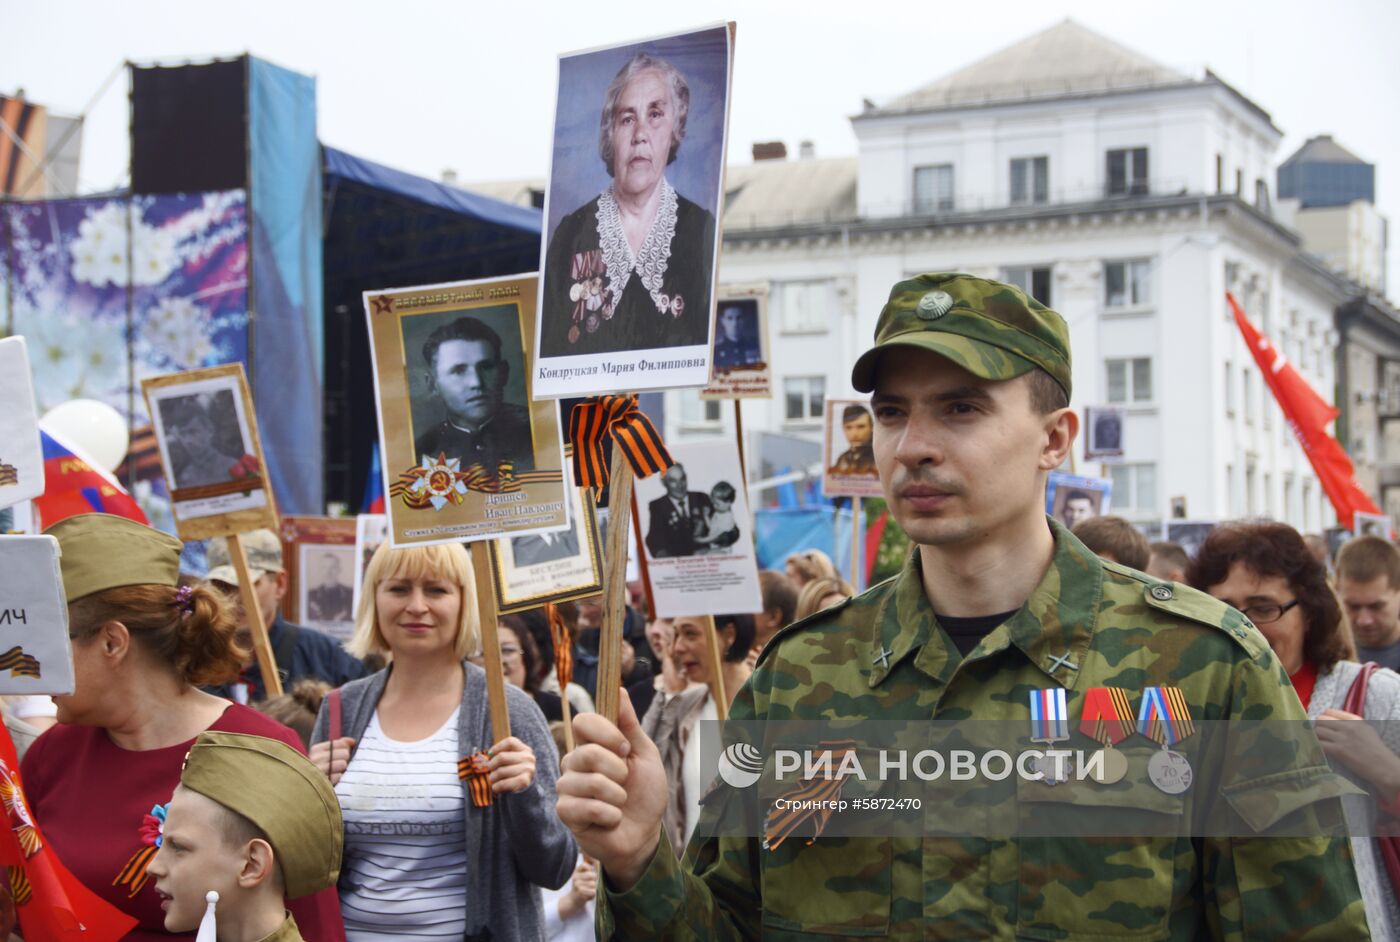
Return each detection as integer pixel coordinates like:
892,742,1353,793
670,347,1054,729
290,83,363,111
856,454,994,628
556,273,1370,938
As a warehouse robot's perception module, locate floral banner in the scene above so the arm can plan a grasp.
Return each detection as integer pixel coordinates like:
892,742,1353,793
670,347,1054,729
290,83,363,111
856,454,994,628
2,190,249,421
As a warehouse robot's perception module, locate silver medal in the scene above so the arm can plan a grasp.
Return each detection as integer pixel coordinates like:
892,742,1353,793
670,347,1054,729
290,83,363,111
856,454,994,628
1087,747,1129,785
1147,749,1192,794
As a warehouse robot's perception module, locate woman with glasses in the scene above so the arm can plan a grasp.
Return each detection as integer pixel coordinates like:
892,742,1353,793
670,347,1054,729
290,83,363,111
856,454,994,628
309,542,575,941
1189,520,1400,936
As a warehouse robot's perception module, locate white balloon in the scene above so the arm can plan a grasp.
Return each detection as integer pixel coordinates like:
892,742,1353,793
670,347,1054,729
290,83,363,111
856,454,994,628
40,399,130,472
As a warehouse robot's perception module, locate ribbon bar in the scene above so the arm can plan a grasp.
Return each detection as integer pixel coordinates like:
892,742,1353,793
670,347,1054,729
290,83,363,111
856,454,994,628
569,395,673,493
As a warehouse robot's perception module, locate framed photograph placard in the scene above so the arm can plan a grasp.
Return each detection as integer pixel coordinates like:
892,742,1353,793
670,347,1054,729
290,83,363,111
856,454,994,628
533,22,735,398
280,516,357,641
489,481,604,614
364,274,569,547
142,363,277,541
634,439,762,618
0,337,44,511
0,535,75,695
700,284,771,400
821,398,881,499
1166,521,1216,561
1083,405,1125,462
1046,471,1112,531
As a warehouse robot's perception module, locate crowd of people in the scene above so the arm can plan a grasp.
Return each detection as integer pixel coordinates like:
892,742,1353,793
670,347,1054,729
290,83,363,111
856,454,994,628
14,273,1400,940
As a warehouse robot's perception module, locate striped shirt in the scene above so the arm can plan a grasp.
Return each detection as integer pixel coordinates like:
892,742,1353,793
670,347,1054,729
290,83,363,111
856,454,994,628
336,706,467,939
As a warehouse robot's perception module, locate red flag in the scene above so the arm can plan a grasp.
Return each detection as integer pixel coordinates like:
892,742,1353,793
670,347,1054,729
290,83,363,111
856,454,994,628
864,511,889,585
33,429,148,529
0,725,136,940
1228,292,1381,530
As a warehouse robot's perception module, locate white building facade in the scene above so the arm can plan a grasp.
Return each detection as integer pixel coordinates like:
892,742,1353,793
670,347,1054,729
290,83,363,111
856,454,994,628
667,21,1350,534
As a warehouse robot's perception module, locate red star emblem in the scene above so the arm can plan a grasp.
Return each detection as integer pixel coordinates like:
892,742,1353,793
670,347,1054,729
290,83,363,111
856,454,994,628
371,296,394,315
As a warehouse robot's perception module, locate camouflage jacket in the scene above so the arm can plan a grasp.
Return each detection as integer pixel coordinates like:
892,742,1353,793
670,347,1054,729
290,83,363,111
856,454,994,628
600,520,1370,940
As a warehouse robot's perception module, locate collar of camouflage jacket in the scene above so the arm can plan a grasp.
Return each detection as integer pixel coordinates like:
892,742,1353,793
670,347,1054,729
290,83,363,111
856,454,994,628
868,516,1100,690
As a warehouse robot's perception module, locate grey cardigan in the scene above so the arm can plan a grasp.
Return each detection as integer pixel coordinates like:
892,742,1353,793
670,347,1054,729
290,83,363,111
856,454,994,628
310,660,577,942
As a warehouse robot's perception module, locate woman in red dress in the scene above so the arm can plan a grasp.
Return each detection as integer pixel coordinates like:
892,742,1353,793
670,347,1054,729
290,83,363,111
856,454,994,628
21,513,344,941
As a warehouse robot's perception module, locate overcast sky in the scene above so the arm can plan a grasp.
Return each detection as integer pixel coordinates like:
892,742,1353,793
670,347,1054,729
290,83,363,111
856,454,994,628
7,0,1400,288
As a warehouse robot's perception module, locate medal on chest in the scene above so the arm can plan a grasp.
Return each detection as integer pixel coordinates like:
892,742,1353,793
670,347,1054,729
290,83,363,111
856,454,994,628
1138,686,1195,794
1028,688,1069,785
1078,687,1134,784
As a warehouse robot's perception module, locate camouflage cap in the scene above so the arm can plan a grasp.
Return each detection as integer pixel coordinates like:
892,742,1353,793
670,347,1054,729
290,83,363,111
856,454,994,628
850,273,1072,399
206,528,282,585
180,731,342,898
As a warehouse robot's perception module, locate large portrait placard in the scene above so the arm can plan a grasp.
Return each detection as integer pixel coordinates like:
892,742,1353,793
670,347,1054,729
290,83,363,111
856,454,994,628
1046,471,1112,531
280,516,357,641
700,284,771,400
489,482,604,614
142,363,277,541
365,274,569,547
534,23,735,398
0,337,44,511
822,398,882,499
0,535,75,695
635,440,762,618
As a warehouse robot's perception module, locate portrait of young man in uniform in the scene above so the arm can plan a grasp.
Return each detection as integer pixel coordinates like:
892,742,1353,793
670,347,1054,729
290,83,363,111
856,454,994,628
830,403,876,475
556,273,1371,939
411,315,535,473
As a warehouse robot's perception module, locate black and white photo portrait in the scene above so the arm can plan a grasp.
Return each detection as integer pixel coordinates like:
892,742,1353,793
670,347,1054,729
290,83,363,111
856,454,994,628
644,462,739,559
713,300,762,369
157,390,247,489
511,528,580,568
302,546,355,625
406,311,535,473
1084,405,1125,461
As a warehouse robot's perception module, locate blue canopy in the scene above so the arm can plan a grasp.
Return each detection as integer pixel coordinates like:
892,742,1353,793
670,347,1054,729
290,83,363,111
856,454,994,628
320,146,544,506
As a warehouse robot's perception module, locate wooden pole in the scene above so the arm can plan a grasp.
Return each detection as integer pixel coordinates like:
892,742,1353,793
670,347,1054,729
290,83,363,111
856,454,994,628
700,615,729,721
850,496,863,589
558,684,575,753
733,400,747,487
471,542,511,744
595,446,634,724
227,533,283,698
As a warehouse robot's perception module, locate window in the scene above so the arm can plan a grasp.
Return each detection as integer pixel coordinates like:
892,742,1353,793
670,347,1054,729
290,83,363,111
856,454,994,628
784,375,825,423
1225,464,1235,517
1109,463,1157,514
1106,147,1148,196
1001,265,1052,305
1243,367,1254,424
1215,154,1223,193
775,280,831,334
1303,480,1313,531
913,164,954,213
1105,357,1153,403
1255,179,1271,212
1224,361,1235,416
1235,168,1243,195
1010,156,1049,205
679,390,722,427
1104,259,1152,308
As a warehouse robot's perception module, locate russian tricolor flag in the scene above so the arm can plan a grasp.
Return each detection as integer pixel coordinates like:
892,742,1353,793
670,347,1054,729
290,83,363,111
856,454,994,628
362,442,385,514
33,430,148,529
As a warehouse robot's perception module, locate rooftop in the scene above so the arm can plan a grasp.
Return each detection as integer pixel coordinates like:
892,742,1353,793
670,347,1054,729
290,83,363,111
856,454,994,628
867,19,1191,116
1281,134,1371,167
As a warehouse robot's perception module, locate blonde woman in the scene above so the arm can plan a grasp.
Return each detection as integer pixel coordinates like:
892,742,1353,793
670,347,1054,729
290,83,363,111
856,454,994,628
309,542,575,941
793,576,855,622
784,549,837,589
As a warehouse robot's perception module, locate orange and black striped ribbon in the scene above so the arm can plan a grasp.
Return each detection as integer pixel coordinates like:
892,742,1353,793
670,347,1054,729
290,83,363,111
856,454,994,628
8,866,30,907
113,845,157,898
568,395,672,493
457,752,494,807
763,740,858,852
1079,686,1135,746
546,603,573,691
0,648,39,679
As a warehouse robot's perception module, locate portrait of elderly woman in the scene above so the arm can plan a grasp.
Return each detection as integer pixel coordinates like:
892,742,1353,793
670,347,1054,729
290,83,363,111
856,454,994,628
541,51,719,358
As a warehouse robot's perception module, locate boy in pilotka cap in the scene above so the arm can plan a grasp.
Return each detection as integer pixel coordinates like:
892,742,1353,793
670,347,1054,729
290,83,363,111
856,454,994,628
146,732,342,942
